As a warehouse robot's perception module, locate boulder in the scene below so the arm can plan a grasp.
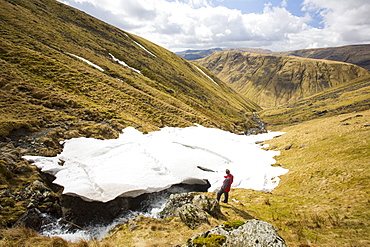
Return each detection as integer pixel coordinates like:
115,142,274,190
159,193,225,229
192,194,225,220
15,208,43,231
158,193,194,219
178,204,209,229
185,219,287,247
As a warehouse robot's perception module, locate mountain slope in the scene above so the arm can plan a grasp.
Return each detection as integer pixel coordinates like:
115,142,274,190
278,44,370,71
0,0,260,141
195,51,370,106
260,74,370,128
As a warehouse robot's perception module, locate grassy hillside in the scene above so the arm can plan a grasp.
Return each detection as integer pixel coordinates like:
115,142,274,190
253,111,370,246
261,75,370,128
0,0,260,141
252,76,370,246
195,51,370,106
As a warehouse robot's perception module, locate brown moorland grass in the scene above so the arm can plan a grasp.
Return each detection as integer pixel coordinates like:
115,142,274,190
241,109,370,246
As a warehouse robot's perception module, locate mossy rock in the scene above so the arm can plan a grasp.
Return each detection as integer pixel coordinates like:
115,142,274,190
191,234,226,247
223,220,245,231
79,123,119,139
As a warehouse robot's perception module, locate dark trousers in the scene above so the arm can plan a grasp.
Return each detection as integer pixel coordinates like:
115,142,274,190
217,188,229,203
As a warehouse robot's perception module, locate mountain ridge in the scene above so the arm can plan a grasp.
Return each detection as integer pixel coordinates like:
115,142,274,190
176,47,273,60
178,44,370,71
195,51,370,106
277,44,370,71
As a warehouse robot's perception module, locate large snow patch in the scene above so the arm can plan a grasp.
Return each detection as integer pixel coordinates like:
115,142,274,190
23,125,287,202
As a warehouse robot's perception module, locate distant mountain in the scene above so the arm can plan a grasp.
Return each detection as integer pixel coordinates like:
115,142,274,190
175,48,223,60
195,51,370,106
176,47,273,60
278,44,370,71
179,45,370,72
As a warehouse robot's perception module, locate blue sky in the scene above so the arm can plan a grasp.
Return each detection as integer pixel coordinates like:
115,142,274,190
211,0,323,27
59,0,370,52
215,0,301,14
220,0,324,27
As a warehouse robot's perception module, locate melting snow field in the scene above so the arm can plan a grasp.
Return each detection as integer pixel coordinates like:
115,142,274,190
24,125,287,203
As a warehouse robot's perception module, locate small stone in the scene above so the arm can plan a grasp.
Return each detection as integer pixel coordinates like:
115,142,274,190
128,221,138,231
284,144,293,150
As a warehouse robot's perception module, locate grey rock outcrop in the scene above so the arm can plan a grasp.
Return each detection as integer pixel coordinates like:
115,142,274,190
159,193,225,229
185,219,287,247
14,208,43,231
178,204,210,229
192,194,224,219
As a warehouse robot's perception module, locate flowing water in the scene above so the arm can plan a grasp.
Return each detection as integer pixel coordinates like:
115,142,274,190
38,187,190,242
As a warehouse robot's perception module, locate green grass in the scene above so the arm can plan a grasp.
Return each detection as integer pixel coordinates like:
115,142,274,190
260,75,370,129
259,110,370,246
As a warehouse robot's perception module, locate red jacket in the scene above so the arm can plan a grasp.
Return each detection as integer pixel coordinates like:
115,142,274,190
221,174,234,192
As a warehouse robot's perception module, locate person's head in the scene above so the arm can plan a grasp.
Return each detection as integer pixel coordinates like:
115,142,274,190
226,169,230,175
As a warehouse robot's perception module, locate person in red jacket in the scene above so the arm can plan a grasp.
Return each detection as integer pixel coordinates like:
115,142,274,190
217,169,234,203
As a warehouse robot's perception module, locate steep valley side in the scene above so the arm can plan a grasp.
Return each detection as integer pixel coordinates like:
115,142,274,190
195,51,370,106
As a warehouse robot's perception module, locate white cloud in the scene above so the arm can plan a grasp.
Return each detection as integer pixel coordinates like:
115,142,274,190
60,0,370,51
302,0,370,44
